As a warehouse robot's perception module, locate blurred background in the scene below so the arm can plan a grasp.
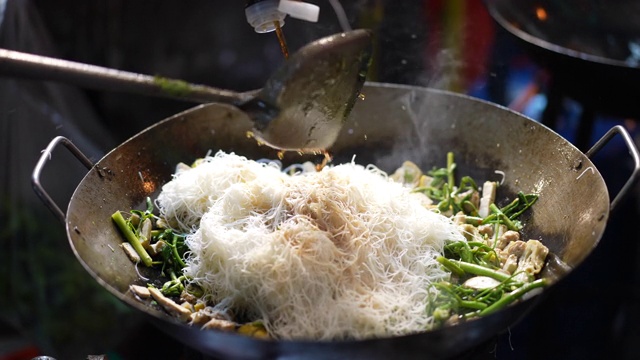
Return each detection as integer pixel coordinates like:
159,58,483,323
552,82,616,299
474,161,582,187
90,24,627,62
1,0,639,359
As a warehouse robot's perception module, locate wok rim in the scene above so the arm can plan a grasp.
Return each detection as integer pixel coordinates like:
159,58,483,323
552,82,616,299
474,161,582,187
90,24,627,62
485,0,639,70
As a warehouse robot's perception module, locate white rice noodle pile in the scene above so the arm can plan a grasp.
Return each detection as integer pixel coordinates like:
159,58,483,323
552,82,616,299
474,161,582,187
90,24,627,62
156,151,465,340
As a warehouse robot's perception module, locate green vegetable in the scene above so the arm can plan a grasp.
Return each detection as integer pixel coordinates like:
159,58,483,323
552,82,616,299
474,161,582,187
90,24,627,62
478,192,539,231
156,230,187,276
478,278,547,316
417,153,546,326
113,197,190,296
438,257,511,283
111,211,153,267
443,240,500,268
161,269,186,297
111,153,546,331
436,256,464,277
414,152,480,215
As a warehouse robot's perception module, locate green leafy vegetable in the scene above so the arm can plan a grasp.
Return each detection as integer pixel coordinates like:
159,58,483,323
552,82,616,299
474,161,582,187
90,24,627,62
416,152,546,326
111,197,189,295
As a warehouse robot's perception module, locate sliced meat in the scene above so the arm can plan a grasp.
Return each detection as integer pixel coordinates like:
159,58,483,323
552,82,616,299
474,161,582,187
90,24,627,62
148,287,192,322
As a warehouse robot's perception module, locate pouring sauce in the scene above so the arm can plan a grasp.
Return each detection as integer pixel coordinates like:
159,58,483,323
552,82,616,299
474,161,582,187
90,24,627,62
274,21,290,59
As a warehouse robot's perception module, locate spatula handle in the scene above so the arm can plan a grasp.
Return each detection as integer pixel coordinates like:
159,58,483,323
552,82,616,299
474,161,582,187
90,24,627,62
0,48,248,104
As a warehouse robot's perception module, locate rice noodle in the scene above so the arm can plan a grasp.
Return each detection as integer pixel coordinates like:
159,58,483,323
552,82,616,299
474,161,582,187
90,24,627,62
156,151,465,340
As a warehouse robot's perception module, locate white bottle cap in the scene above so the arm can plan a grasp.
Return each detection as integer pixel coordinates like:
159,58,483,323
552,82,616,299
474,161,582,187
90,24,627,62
278,0,320,23
245,0,286,33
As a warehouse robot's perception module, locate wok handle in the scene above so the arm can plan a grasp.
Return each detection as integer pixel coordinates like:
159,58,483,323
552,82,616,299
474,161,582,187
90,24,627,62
32,136,94,224
584,125,640,212
0,48,251,104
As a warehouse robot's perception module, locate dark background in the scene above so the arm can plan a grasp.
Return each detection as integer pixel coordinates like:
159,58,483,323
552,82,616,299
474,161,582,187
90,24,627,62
1,0,638,359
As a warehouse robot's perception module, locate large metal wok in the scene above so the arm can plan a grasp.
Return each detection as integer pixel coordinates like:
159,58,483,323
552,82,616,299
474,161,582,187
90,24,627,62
485,0,640,150
33,83,639,359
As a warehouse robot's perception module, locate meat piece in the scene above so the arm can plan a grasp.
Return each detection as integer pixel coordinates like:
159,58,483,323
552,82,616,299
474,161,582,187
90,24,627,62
148,287,192,322
202,318,237,332
504,240,527,258
134,217,168,256
496,230,520,250
478,223,507,238
482,224,507,248
180,301,195,313
477,224,494,237
129,284,151,299
120,242,141,263
190,306,231,327
180,290,199,304
190,311,211,327
147,240,167,256
459,223,480,242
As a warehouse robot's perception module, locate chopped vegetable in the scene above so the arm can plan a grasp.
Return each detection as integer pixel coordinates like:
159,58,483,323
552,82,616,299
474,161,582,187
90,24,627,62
148,286,192,322
415,152,547,326
112,210,153,267
112,151,548,338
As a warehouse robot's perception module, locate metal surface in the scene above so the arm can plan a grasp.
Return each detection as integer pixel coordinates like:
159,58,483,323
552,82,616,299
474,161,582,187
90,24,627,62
485,0,640,67
251,30,372,151
0,48,247,104
1,29,372,152
32,136,94,224
33,83,640,359
485,0,640,150
584,125,640,211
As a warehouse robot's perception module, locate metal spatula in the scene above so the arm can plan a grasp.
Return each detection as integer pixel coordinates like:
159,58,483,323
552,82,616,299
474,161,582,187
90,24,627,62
0,29,373,152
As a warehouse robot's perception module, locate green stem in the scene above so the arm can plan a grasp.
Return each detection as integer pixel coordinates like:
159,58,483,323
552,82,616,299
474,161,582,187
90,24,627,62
459,300,488,310
145,196,154,213
172,234,186,268
508,193,538,219
499,197,520,216
446,152,455,189
437,256,464,276
112,211,153,267
489,203,520,231
479,278,547,316
465,216,484,226
450,259,512,282
168,268,177,281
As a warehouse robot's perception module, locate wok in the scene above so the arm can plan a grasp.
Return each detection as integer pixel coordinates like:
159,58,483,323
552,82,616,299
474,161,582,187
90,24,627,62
485,0,640,149
485,0,640,65
33,83,639,359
